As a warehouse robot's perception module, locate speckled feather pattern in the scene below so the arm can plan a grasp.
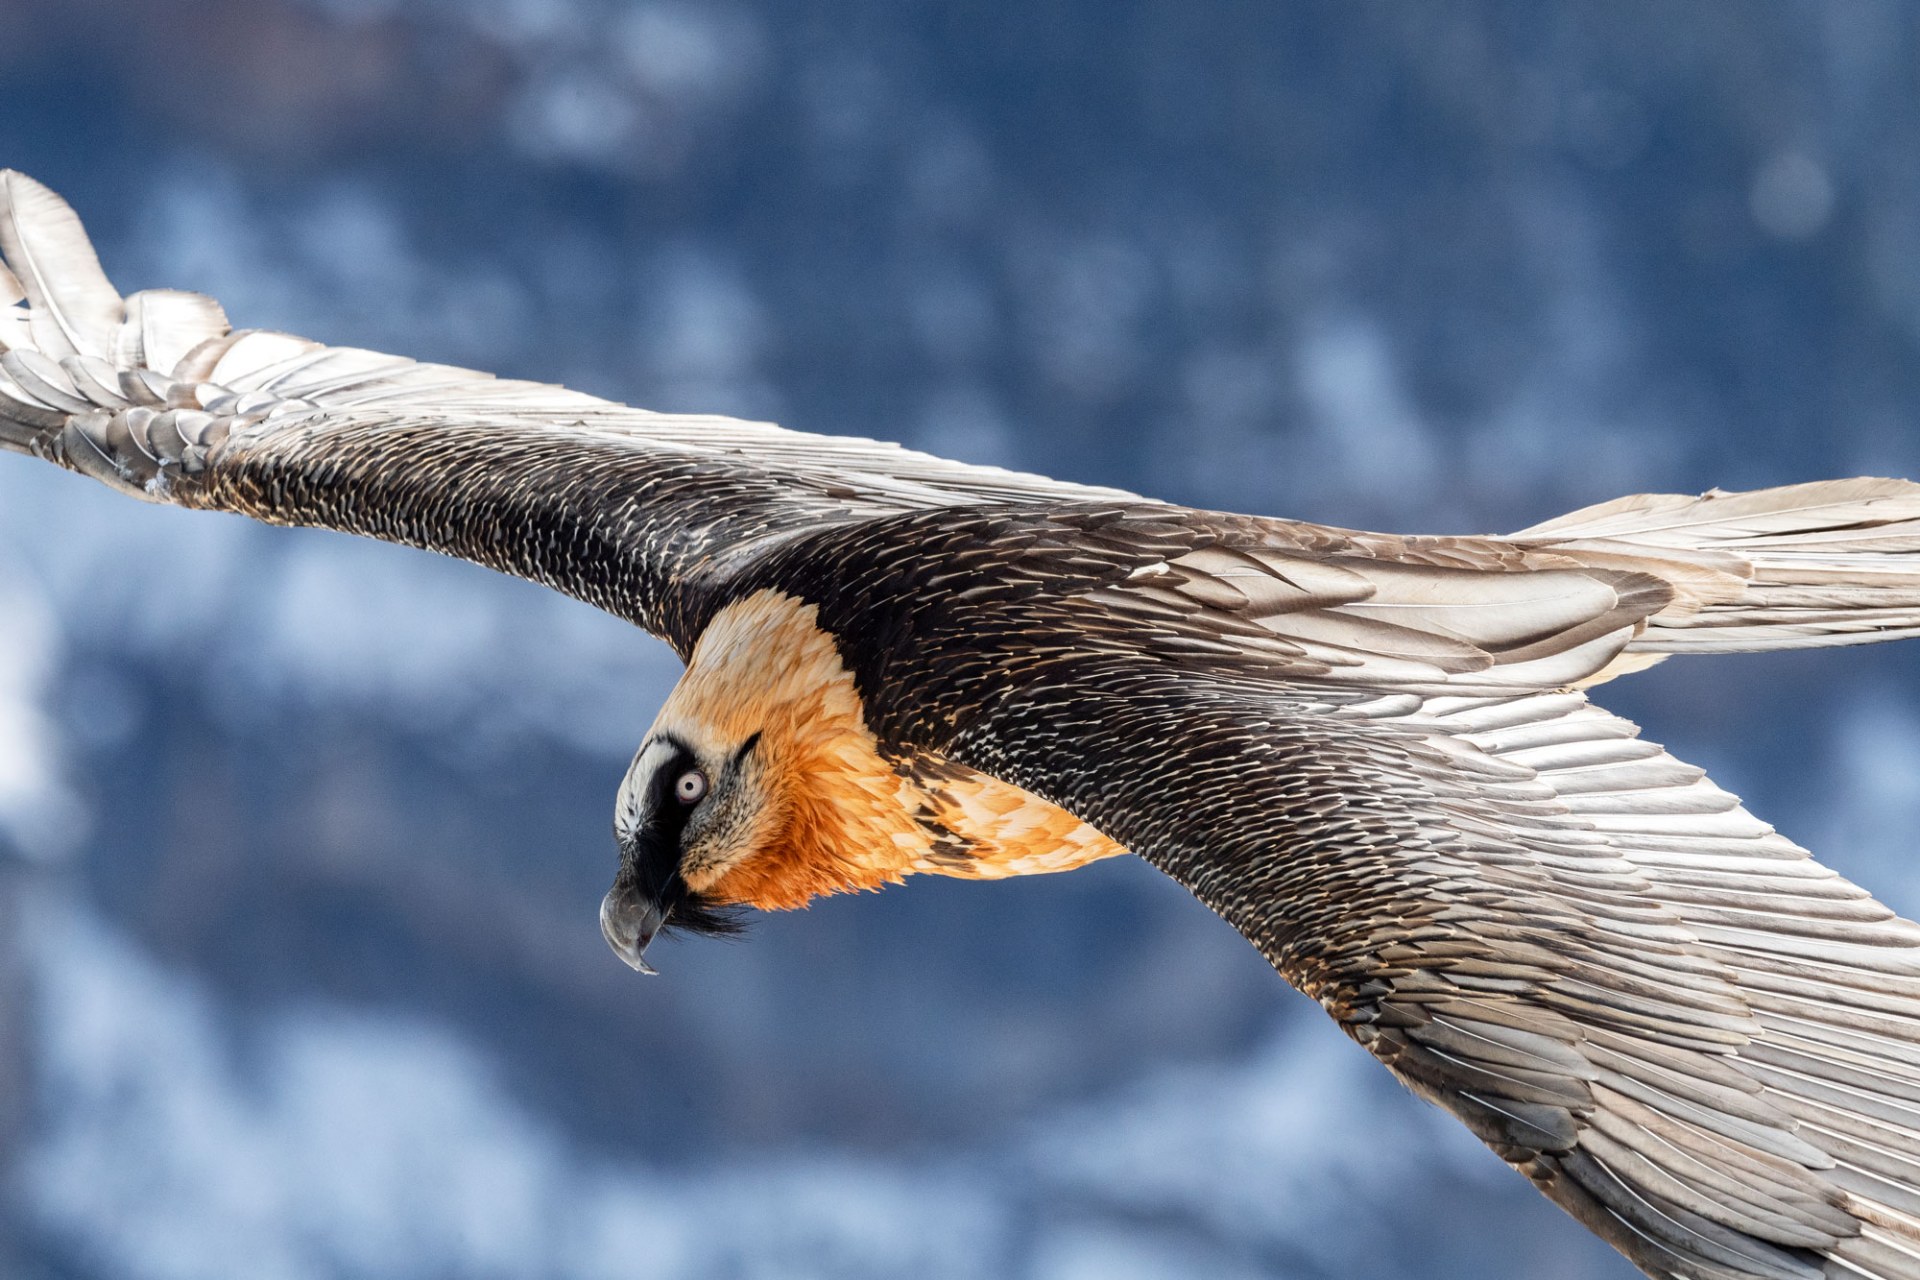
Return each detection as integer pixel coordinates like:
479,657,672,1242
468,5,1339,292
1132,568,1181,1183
13,170,1920,1279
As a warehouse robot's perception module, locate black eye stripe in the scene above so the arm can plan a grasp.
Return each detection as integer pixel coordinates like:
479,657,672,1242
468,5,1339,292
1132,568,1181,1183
646,746,702,838
615,739,750,943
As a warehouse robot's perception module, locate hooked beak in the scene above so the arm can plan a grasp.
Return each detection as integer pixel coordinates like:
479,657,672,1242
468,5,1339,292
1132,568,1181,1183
600,882,667,976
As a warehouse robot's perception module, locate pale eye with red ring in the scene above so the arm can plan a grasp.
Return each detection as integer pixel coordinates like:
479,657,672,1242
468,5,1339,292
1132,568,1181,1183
675,769,708,805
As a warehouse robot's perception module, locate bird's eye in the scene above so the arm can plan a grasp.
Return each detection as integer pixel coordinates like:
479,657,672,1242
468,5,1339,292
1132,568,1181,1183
675,769,708,805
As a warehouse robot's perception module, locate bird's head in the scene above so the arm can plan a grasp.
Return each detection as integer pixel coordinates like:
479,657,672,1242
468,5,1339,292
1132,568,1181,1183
600,727,771,972
599,590,913,974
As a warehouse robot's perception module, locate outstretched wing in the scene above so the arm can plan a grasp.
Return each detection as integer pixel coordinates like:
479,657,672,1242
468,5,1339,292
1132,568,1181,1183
820,511,1920,1280
15,166,1920,1278
0,170,1135,653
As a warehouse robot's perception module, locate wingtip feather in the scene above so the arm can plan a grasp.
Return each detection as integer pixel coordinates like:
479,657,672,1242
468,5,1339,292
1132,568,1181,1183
0,170,124,361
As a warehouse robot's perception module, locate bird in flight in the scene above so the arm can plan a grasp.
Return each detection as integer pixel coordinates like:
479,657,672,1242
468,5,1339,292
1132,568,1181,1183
5,170,1920,1280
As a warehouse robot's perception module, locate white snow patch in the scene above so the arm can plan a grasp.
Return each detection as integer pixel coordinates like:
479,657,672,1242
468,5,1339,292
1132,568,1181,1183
0,557,83,861
20,893,1007,1280
18,891,1529,1280
1028,1023,1501,1265
0,471,680,760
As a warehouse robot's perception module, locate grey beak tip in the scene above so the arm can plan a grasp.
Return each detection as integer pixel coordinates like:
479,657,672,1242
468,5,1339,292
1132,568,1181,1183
601,886,667,977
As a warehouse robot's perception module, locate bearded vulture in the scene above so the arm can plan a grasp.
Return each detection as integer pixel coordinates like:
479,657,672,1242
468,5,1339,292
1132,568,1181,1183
6,170,1920,1280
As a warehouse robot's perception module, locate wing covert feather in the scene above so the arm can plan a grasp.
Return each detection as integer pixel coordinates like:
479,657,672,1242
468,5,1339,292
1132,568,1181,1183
927,650,1920,1279
0,171,1137,651
760,505,1920,1279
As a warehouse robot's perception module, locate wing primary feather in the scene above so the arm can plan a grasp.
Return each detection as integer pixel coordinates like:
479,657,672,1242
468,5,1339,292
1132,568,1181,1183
0,170,123,360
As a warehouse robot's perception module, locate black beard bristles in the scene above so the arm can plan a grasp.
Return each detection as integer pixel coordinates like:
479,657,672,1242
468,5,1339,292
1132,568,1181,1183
663,886,749,939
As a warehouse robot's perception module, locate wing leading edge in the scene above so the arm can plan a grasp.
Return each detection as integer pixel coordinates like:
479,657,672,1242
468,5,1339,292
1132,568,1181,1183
0,170,1137,651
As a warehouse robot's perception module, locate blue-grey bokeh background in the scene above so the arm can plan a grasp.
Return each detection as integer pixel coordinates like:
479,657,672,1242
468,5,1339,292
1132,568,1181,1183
2,4,1920,1277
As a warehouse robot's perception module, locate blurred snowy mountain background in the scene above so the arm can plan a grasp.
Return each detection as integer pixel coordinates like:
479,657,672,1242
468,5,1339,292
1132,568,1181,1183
3,3,1920,1277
